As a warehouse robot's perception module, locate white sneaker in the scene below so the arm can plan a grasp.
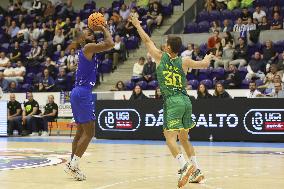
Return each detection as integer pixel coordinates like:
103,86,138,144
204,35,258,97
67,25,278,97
29,132,39,136
41,131,49,136
64,162,86,181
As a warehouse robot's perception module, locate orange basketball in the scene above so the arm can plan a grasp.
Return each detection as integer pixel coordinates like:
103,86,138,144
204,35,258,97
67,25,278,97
88,12,106,30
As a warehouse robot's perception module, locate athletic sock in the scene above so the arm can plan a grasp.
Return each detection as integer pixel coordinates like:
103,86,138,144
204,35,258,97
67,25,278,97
190,156,199,169
176,153,187,169
70,154,80,168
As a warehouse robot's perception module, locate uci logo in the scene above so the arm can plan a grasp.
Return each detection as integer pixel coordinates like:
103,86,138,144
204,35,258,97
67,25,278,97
98,109,141,131
244,109,284,135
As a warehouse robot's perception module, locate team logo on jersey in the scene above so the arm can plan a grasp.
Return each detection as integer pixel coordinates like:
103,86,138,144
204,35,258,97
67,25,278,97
98,109,141,131
0,148,69,171
244,109,284,134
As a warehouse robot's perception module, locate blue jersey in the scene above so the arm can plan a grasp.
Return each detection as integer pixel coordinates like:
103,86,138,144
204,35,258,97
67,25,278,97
74,50,98,90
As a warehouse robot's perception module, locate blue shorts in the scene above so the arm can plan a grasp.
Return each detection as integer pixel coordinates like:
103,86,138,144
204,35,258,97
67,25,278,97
70,87,95,124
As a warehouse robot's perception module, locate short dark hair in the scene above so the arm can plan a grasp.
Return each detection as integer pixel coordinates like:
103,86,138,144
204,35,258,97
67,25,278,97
249,81,256,85
167,35,182,54
139,57,145,61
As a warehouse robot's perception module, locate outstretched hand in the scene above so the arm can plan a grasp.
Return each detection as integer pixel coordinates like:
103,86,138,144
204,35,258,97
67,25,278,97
203,54,215,67
128,16,142,28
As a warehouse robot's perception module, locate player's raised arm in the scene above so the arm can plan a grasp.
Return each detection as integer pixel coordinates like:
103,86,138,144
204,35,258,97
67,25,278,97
84,26,115,60
182,54,213,70
129,16,162,63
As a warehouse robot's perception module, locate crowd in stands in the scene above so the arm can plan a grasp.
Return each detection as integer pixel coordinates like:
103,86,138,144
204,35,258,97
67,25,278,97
0,0,175,94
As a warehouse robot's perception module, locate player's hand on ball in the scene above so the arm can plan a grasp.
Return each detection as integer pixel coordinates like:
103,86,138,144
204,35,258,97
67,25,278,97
92,25,105,32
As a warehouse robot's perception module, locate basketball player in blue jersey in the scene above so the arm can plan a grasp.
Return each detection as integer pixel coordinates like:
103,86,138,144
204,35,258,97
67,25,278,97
64,26,114,181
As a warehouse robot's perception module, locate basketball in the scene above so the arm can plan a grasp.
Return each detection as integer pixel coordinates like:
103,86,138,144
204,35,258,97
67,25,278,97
88,12,106,30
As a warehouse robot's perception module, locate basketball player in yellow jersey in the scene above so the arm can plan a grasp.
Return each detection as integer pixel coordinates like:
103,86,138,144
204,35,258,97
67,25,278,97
129,16,213,188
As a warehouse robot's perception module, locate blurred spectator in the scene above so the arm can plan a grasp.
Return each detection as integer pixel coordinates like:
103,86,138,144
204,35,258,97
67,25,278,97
147,2,163,28
45,19,55,41
197,83,212,99
7,20,19,41
56,50,67,69
53,29,65,49
44,0,55,18
205,0,216,12
55,68,67,91
241,7,252,24
39,41,53,61
31,0,42,16
253,6,266,22
57,0,74,18
222,19,233,32
247,81,261,98
129,85,148,100
14,0,26,15
110,10,122,25
181,43,193,58
22,92,40,136
276,51,284,71
244,17,256,31
221,31,234,49
17,23,29,43
246,52,265,80
67,48,78,73
36,95,58,136
108,19,116,36
0,52,10,71
207,30,221,49
209,21,221,33
0,72,9,92
111,81,126,91
7,93,22,136
4,60,25,82
40,68,55,91
271,82,284,98
99,7,109,21
215,0,227,11
27,40,41,67
271,5,280,16
16,14,25,25
263,40,278,70
192,45,203,61
223,64,242,89
29,21,41,41
142,53,156,82
271,12,282,30
133,57,145,79
258,16,270,31
213,82,231,98
9,41,22,63
55,18,65,31
155,87,163,99
120,4,130,21
62,17,73,40
43,57,56,78
129,6,139,19
74,16,85,31
230,37,247,68
259,65,282,89
233,17,245,32
214,42,234,70
7,81,18,93
110,35,125,71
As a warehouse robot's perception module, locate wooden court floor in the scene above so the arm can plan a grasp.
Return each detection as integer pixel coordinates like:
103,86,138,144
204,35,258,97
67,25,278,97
0,137,283,189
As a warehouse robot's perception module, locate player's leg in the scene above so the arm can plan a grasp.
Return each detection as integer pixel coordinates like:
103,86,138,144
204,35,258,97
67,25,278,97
73,120,95,158
71,123,83,159
164,97,195,188
179,96,204,183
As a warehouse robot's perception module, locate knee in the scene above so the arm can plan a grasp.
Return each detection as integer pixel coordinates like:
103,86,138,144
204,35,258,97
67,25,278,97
179,136,189,144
